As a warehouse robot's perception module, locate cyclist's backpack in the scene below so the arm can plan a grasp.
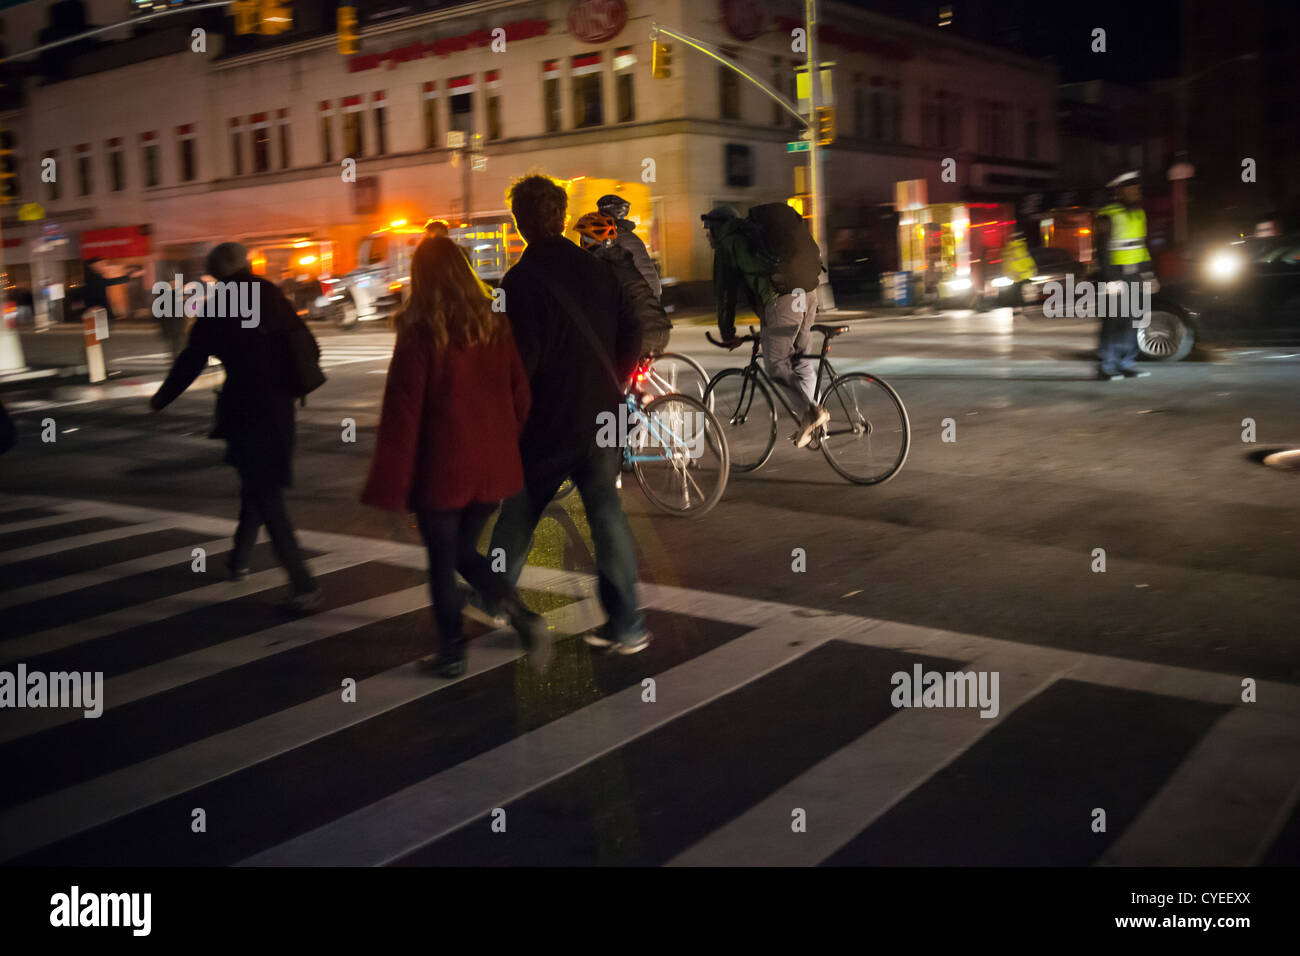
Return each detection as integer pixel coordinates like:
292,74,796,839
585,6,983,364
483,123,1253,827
746,202,822,294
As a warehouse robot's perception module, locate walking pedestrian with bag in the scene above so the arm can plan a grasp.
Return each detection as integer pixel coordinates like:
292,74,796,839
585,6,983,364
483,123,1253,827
150,241,324,614
361,237,543,678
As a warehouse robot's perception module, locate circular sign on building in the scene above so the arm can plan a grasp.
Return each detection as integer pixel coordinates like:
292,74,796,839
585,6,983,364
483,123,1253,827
722,0,765,42
567,0,627,45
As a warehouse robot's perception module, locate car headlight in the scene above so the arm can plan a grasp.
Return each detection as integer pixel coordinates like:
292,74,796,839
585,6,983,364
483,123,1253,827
1206,250,1243,282
947,278,972,291
991,276,1013,288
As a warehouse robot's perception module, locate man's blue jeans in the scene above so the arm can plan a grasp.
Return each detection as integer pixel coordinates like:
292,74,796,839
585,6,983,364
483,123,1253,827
490,446,645,641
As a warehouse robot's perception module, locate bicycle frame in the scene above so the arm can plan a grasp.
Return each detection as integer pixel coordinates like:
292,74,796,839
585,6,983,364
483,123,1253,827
733,334,843,426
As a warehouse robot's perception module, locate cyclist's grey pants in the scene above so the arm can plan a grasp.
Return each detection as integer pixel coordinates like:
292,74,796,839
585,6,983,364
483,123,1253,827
762,290,819,417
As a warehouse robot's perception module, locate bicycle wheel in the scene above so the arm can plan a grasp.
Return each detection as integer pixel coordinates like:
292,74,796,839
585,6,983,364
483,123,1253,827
818,372,910,485
631,393,729,517
643,352,711,407
703,366,777,472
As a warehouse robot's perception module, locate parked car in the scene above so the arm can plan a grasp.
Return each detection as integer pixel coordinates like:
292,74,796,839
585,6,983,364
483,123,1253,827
1140,234,1300,361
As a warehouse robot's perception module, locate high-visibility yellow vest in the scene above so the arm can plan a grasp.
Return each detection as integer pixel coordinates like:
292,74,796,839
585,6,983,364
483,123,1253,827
1098,203,1151,267
1004,238,1036,281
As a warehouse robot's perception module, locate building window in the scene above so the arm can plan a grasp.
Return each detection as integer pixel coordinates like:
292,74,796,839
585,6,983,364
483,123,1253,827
992,103,1009,156
372,92,388,155
421,83,439,148
614,47,636,123
319,102,334,163
276,110,290,169
851,74,865,137
869,78,884,140
44,150,61,202
484,72,501,140
76,144,93,195
449,76,475,137
719,52,740,120
229,118,246,175
571,54,603,128
542,60,561,133
140,132,160,187
106,138,125,191
250,114,271,173
1024,109,1038,160
889,81,902,142
342,96,365,157
176,124,197,182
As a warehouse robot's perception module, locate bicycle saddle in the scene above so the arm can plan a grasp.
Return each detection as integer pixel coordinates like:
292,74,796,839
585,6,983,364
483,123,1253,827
811,324,851,338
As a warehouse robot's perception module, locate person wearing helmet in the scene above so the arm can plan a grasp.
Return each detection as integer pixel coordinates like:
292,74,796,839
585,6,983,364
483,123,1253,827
596,193,661,299
576,212,671,357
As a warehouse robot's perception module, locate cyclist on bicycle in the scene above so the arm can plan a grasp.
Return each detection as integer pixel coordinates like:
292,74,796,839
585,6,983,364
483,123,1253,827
702,205,829,448
597,194,661,300
576,212,671,359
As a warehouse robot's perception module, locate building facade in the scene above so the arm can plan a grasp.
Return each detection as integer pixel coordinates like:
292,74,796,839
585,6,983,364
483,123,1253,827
1,0,1058,299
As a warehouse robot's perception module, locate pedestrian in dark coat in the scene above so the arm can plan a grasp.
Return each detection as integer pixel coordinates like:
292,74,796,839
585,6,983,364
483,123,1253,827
150,242,320,613
82,258,138,322
361,237,542,678
488,175,651,655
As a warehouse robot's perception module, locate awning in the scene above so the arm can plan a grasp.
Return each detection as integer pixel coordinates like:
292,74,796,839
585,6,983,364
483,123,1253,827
82,226,151,258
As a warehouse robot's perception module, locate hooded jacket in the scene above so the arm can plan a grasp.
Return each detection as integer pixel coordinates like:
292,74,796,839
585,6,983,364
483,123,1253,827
711,218,779,340
613,219,661,299
589,241,671,356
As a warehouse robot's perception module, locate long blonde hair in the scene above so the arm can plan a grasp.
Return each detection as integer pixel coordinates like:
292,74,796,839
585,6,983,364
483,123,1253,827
394,236,502,348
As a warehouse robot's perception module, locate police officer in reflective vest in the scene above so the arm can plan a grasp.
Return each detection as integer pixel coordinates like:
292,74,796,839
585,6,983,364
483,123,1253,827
1094,171,1155,380
1004,230,1037,305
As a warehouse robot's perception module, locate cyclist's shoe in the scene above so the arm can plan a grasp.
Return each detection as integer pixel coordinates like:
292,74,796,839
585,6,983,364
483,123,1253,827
791,405,831,448
465,591,507,628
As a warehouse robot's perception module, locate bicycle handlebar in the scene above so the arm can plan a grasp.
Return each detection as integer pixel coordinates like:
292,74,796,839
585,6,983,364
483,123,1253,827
706,331,760,347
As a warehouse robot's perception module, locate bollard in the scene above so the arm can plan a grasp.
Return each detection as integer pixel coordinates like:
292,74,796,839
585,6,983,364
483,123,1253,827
0,299,27,373
83,306,109,383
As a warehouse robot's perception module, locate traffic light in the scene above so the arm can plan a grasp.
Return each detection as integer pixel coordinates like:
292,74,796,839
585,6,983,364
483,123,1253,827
233,0,259,34
815,105,835,145
0,128,16,205
338,6,358,55
651,40,672,79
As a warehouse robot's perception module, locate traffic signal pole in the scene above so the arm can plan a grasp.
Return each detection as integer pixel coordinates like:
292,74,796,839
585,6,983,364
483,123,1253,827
652,11,836,310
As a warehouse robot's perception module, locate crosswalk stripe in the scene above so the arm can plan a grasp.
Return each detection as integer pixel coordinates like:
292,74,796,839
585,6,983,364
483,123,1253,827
0,546,395,664
0,518,180,567
1098,707,1300,866
0,599,603,863
0,503,106,537
0,586,431,745
0,536,235,611
667,645,1071,866
240,612,860,867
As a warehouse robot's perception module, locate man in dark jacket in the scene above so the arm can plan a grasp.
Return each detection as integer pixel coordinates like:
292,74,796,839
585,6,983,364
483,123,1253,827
597,194,661,300
575,211,671,356
150,242,321,613
488,175,649,654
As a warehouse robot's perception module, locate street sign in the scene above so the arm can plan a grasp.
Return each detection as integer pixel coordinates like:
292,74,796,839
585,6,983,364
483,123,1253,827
471,153,487,171
18,202,44,222
786,141,810,153
446,130,466,150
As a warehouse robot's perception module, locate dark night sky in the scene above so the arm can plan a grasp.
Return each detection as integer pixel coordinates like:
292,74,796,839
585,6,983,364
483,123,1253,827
845,0,1183,83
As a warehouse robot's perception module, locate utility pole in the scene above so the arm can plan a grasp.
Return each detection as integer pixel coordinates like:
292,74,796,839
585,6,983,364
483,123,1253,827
803,0,834,310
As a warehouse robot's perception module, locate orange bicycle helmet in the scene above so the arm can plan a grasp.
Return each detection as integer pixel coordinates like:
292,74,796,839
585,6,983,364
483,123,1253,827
575,212,619,246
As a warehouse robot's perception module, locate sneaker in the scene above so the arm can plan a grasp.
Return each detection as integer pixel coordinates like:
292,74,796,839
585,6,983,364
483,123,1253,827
278,587,322,615
227,562,250,582
465,592,507,628
501,594,546,651
1096,371,1124,381
417,653,466,679
612,632,652,655
791,405,831,448
1121,368,1151,378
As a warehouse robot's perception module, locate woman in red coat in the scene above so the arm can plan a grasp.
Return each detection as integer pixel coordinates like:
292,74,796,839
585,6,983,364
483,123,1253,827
362,237,541,677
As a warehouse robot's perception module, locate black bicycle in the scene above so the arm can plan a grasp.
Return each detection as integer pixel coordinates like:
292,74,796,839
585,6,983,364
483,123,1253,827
704,324,910,484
